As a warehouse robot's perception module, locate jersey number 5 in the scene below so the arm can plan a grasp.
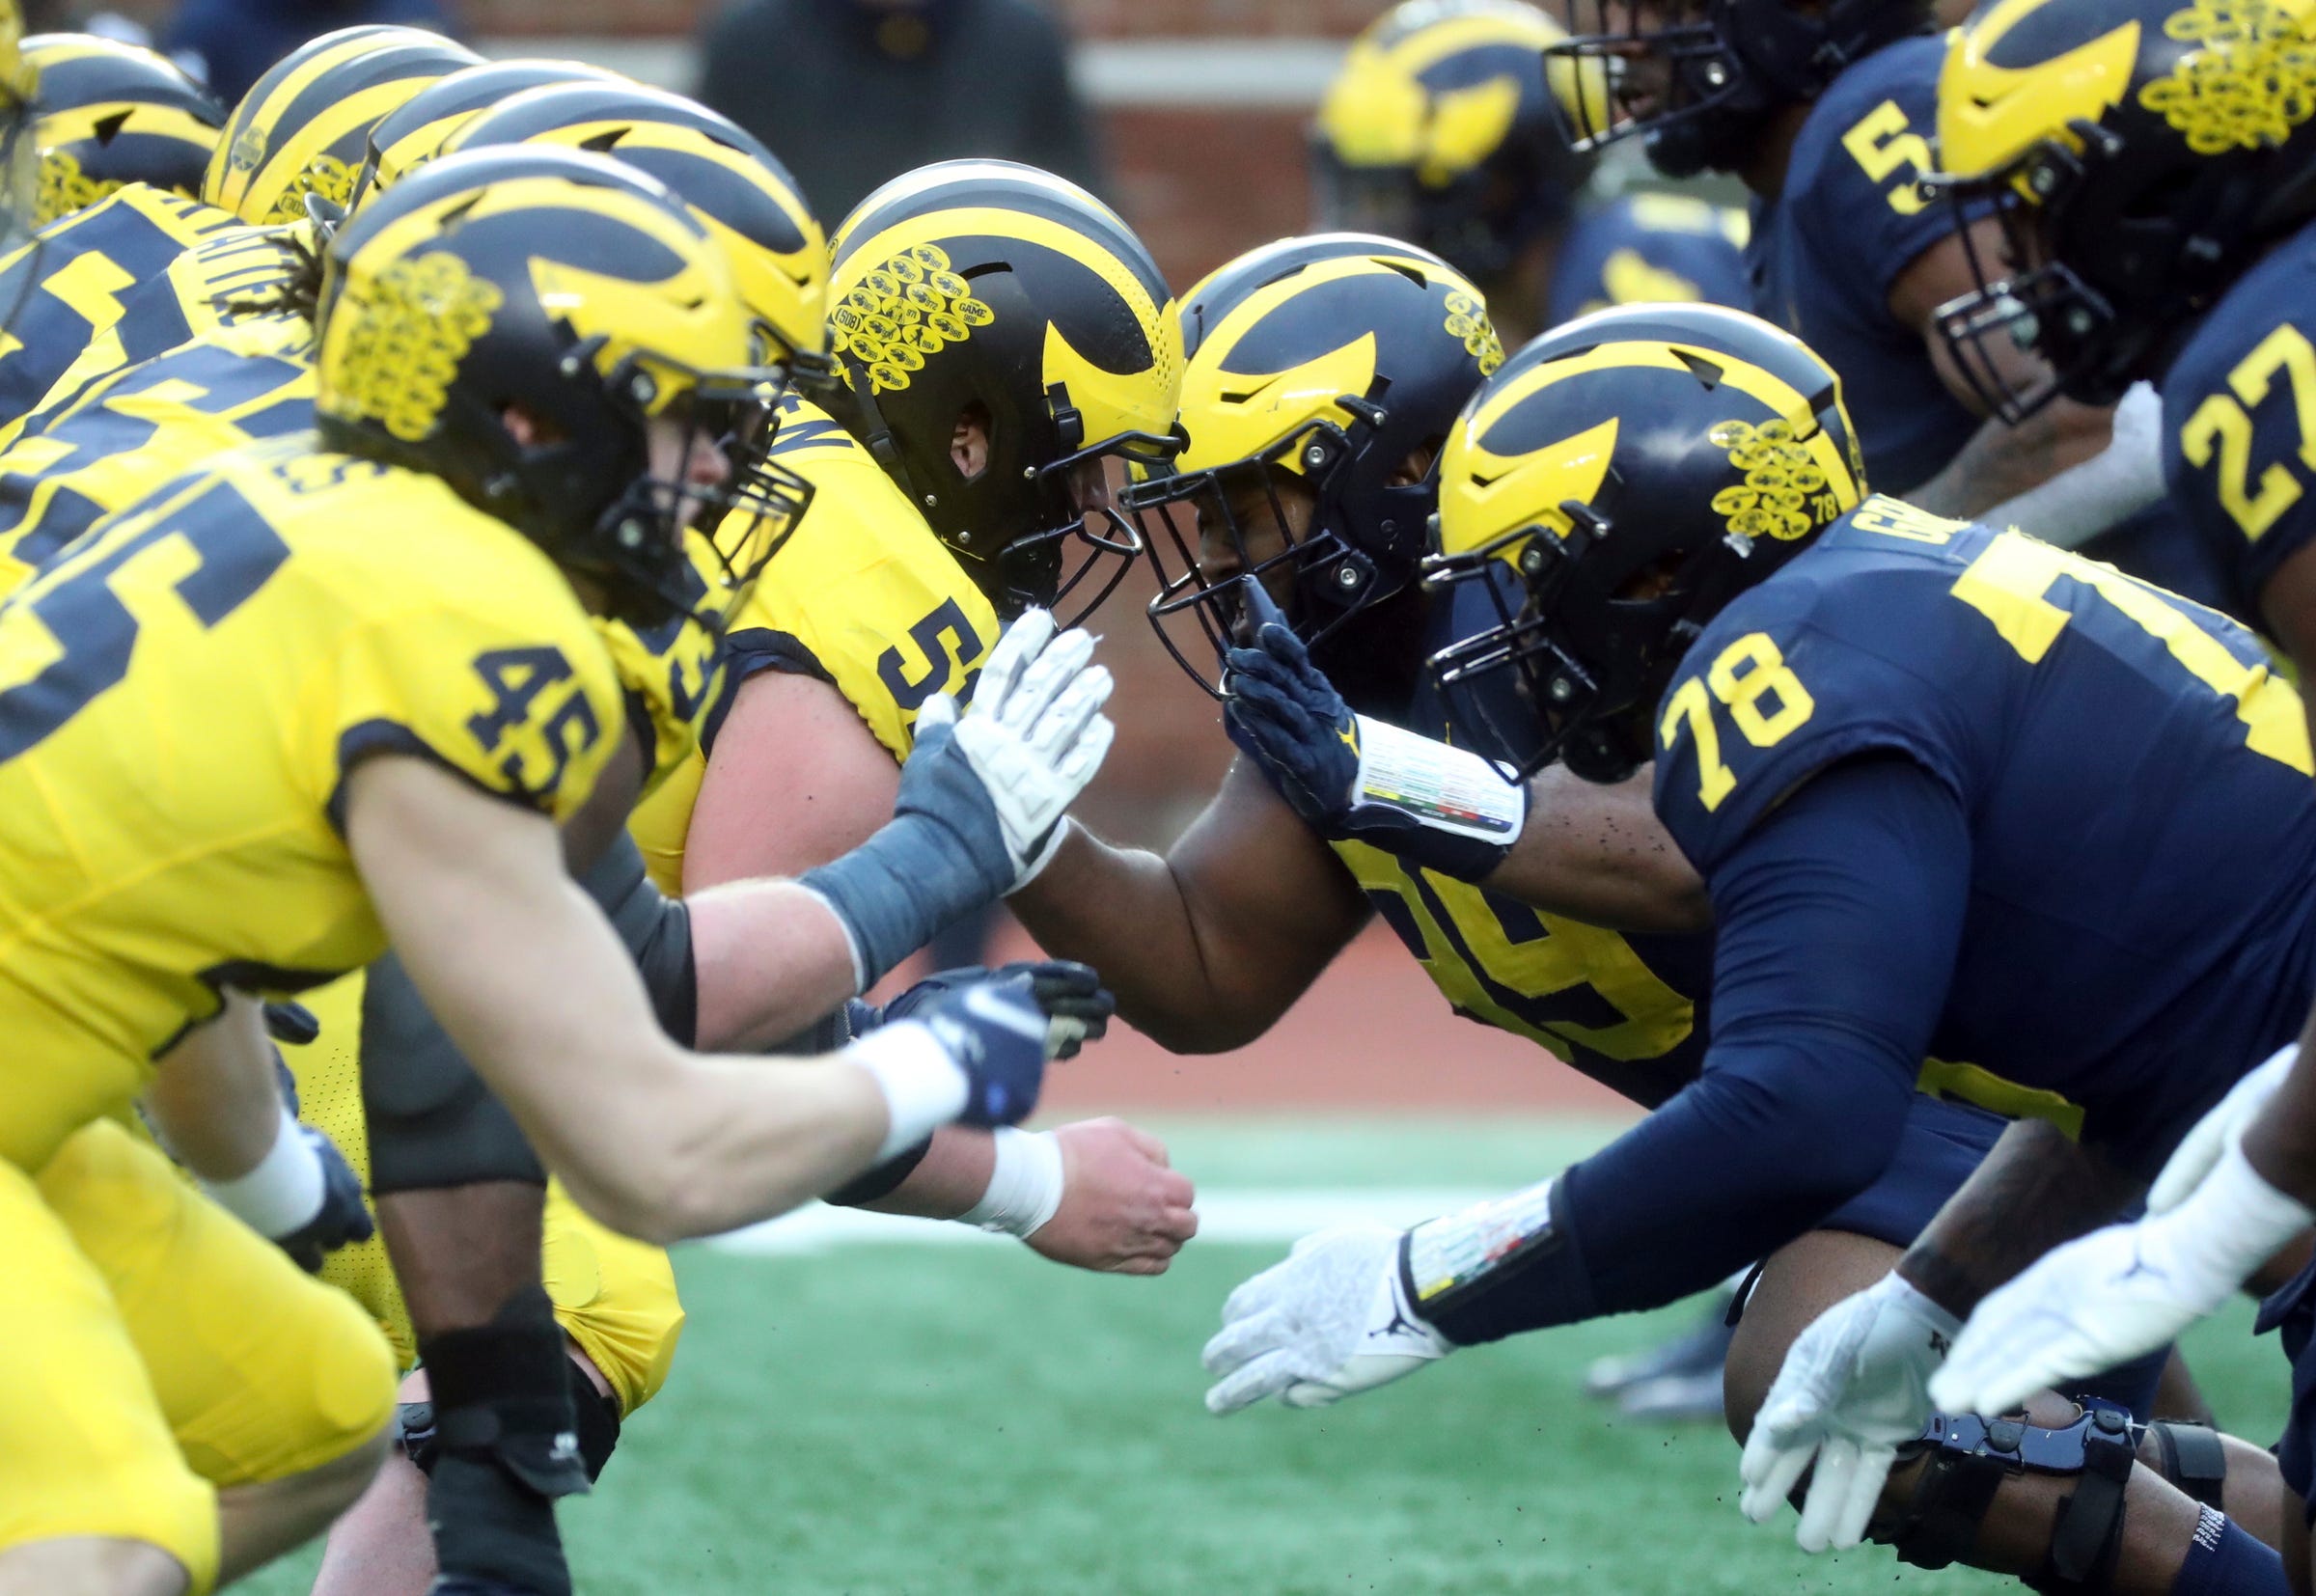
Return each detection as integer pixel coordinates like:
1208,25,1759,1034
1839,101,1931,216
1658,633,1817,811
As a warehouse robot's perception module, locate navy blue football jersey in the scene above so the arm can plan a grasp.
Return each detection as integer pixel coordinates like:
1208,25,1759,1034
1746,36,1965,494
1544,192,1752,327
1654,496,2316,1161
2158,216,2316,624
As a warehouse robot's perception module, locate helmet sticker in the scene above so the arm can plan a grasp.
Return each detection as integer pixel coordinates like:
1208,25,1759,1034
37,150,111,221
1443,289,1505,374
1707,418,1831,540
265,151,358,223
833,241,995,393
2139,0,2316,155
329,251,503,441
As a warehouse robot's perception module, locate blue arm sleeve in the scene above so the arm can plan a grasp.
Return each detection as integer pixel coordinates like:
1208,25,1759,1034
1428,756,1971,1344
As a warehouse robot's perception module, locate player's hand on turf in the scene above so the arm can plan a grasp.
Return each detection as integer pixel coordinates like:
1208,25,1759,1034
1029,1118,1199,1276
903,609,1115,894
908,962,1112,1128
1738,1272,1959,1553
1202,1226,1450,1415
273,1125,375,1273
2149,1042,2297,1212
879,961,1117,1060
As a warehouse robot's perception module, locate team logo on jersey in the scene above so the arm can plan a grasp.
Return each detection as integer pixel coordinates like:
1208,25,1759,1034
830,243,994,395
1442,289,1505,376
265,154,358,224
1706,419,1834,541
327,251,503,442
2140,0,2316,155
36,151,113,224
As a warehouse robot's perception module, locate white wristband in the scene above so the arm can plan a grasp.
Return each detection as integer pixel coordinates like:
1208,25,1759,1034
959,1127,1064,1237
2156,1139,2316,1305
1351,714,1526,844
201,1104,324,1239
848,1021,969,1162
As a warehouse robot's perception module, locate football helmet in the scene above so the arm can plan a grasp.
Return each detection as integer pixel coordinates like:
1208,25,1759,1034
315,146,807,630
1545,0,1933,178
827,159,1184,622
21,34,223,226
1133,232,1503,696
1310,0,1602,285
0,1,37,241
1425,302,1863,781
346,58,625,212
204,25,479,225
1923,0,2316,420
441,81,827,383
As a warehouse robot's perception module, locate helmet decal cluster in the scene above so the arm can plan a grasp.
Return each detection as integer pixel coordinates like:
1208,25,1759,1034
830,241,995,393
1707,419,1833,540
1444,287,1505,373
37,151,107,219
2138,0,2316,154
328,251,502,440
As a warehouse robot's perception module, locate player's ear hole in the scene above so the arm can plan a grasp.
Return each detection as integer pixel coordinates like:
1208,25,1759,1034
951,400,992,482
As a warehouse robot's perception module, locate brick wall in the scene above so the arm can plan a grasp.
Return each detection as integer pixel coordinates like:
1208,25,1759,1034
462,0,1379,39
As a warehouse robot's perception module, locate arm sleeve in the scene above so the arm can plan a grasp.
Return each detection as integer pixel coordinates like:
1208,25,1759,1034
1429,756,1971,1343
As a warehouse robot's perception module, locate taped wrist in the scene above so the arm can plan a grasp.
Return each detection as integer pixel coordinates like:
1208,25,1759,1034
1350,715,1525,882
418,1287,587,1596
798,807,1008,992
1401,1176,1595,1346
200,1104,323,1237
959,1127,1064,1237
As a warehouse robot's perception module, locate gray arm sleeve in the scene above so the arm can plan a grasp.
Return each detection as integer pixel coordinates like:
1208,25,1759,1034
362,832,700,1195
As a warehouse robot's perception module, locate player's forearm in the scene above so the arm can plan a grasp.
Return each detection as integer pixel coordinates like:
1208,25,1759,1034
1009,822,1282,1053
1482,764,1710,934
1908,399,2114,521
850,1126,994,1219
145,993,283,1179
686,878,860,1050
1897,1117,2140,1317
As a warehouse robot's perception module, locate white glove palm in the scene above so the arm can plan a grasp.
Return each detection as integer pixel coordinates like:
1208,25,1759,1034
1738,1274,1959,1553
1201,1226,1450,1416
918,609,1114,890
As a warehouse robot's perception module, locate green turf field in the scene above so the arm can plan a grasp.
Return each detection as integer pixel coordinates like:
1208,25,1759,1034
241,1117,2295,1595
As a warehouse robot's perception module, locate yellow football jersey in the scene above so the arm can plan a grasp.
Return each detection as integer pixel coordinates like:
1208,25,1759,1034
0,181,243,423
626,398,998,894
0,434,624,1172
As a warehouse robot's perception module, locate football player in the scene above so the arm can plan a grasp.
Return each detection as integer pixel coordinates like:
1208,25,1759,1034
0,147,1108,1594
19,32,222,227
1317,304,2303,1590
0,24,476,425
1867,5,2316,1585
1019,252,2273,1586
1542,0,2231,612
1310,0,1750,344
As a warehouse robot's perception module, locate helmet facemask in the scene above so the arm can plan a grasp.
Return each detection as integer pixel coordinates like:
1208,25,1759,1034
1546,0,1768,178
1134,408,1432,698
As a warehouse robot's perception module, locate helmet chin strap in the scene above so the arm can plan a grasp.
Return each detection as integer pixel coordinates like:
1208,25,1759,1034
837,354,920,502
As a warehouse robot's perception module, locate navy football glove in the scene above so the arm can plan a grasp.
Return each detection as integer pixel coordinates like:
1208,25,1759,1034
1222,581,1523,883
906,962,1113,1128
273,1125,374,1274
880,960,1116,1061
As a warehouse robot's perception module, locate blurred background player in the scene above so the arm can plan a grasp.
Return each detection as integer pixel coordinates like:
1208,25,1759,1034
20,30,220,225
1542,0,2238,616
1310,0,1749,345
163,0,460,105
694,0,1102,225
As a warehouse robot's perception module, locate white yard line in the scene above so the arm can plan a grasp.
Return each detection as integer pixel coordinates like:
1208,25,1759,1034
708,1186,1503,1255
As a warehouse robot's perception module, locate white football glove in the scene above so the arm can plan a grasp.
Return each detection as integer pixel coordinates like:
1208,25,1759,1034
1202,1226,1451,1416
1931,1135,2316,1419
1738,1273,1959,1553
2149,1043,2298,1212
917,609,1115,891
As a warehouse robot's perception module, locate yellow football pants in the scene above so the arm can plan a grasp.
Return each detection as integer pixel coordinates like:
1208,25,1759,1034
0,1120,398,1594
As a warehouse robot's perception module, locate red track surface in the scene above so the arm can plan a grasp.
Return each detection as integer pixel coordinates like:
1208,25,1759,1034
967,921,1638,1114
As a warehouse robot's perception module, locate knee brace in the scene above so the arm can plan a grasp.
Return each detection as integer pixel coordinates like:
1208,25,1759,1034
1882,1406,2137,1589
399,1352,621,1484
2145,1419,2228,1510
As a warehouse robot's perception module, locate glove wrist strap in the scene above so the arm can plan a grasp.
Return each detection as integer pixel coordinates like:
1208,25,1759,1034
201,1103,324,1238
849,1021,969,1161
960,1126,1064,1237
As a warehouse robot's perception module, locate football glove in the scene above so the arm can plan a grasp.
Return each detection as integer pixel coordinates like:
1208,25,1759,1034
1202,1225,1450,1415
2149,1043,2297,1213
1738,1272,1959,1553
907,963,1112,1129
1222,581,1521,884
274,1125,376,1273
877,960,1116,1061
